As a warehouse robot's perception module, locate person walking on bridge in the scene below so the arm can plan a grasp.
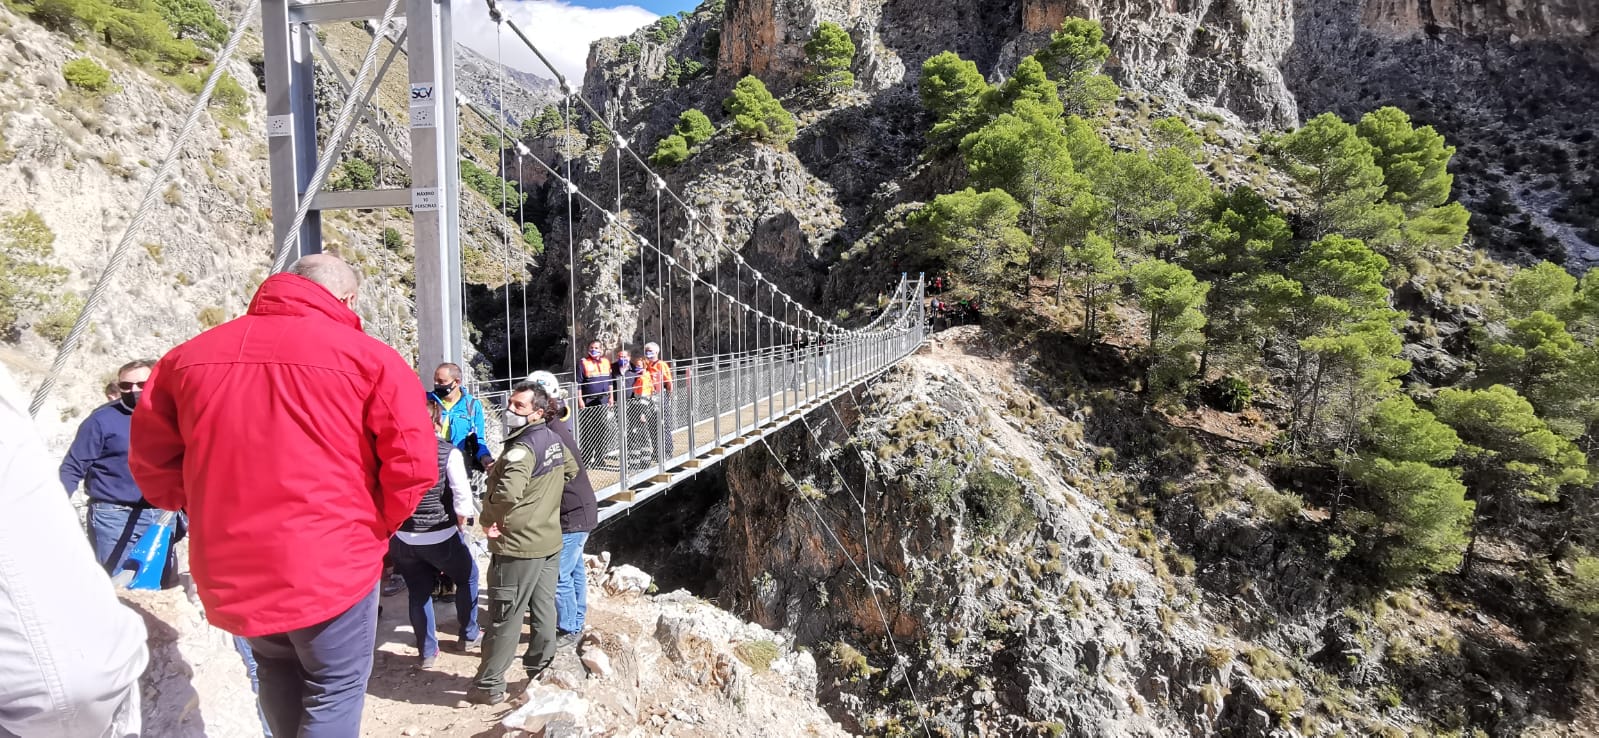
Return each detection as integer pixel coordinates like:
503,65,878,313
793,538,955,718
633,342,674,462
577,341,612,408
130,254,438,737
467,380,577,706
60,358,179,577
430,362,495,472
527,371,598,648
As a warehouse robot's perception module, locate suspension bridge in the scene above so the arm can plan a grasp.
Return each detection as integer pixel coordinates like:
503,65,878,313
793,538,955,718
27,0,928,523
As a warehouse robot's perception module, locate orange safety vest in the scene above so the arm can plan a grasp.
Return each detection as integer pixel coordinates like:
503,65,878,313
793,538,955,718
580,356,611,378
633,359,673,396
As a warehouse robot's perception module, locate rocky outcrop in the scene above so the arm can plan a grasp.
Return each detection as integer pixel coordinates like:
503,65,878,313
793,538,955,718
1359,0,1599,47
711,0,1299,125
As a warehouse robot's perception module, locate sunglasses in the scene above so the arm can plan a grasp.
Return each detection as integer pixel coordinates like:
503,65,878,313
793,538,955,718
117,381,147,391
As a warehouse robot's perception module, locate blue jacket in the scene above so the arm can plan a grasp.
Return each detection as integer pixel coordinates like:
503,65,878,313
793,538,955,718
60,402,146,505
429,389,493,465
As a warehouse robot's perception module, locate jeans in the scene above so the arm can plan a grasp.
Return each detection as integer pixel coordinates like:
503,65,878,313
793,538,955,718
85,501,165,574
472,553,559,698
556,532,589,634
388,533,481,659
246,585,378,738
232,636,272,737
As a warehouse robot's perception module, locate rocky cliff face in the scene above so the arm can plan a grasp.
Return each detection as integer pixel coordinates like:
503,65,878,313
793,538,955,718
1358,0,1598,46
714,0,1298,126
1287,0,1599,266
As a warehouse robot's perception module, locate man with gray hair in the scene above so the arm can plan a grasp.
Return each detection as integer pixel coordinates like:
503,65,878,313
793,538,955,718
131,254,437,736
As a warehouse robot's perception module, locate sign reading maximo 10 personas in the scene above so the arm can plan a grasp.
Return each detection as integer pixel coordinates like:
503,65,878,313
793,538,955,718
409,83,436,129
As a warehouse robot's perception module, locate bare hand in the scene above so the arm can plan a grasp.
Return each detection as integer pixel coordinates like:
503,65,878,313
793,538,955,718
479,456,494,471
484,523,501,539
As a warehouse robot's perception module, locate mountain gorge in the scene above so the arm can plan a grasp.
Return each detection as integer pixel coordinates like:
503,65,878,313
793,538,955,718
4,0,1599,735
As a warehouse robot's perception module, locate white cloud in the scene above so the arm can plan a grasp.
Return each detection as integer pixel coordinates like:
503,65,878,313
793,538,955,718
451,1,658,87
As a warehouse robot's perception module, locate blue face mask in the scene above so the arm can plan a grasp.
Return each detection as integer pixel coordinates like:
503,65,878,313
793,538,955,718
589,348,602,358
645,351,657,359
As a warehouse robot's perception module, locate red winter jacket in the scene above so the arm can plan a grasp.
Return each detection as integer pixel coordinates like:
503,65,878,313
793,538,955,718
130,273,436,637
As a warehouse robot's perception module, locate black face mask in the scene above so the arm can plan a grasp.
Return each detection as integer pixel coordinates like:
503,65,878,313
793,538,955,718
434,383,456,397
120,391,141,410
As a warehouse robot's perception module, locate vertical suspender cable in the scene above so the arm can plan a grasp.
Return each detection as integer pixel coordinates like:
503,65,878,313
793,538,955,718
564,94,578,372
495,23,513,378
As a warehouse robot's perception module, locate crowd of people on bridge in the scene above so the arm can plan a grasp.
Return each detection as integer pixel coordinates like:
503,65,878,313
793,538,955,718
0,254,610,736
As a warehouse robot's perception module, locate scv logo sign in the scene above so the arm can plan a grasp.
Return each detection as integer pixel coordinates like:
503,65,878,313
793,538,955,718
409,84,435,102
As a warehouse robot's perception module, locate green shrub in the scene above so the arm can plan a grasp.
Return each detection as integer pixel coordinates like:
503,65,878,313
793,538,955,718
964,467,1029,535
652,134,689,166
459,158,524,212
28,0,206,75
1244,484,1303,524
381,227,404,253
722,75,795,145
0,210,68,336
331,158,374,191
1203,375,1253,412
35,294,84,344
522,223,544,255
62,57,112,92
646,15,679,43
675,108,714,147
212,72,247,117
618,42,641,61
803,21,854,92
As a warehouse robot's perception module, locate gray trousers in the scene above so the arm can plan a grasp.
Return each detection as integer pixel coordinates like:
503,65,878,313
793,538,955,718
471,552,559,697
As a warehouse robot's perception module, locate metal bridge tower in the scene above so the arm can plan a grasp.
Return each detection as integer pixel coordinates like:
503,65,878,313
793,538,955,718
261,0,464,373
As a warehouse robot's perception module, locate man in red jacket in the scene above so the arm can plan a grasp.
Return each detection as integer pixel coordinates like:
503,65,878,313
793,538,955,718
130,254,436,737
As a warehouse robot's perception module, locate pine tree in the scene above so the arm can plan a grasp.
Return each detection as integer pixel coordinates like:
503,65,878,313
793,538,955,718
1502,260,1578,319
1151,117,1203,160
1130,259,1209,396
919,51,990,148
1433,385,1589,574
1348,456,1474,581
1356,106,1456,217
674,108,715,147
722,76,796,145
1063,232,1121,339
985,56,1063,119
652,134,690,166
912,188,1032,295
803,21,855,93
1035,17,1119,117
1189,188,1292,373
155,0,226,47
963,100,1063,195
1275,113,1402,248
1098,147,1213,260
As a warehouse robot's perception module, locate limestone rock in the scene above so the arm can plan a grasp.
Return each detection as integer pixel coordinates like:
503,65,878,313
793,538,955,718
501,684,590,733
604,564,653,596
581,646,614,678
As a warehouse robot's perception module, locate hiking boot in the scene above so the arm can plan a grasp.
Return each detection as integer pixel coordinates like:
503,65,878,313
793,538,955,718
556,631,581,652
461,634,483,654
463,688,505,706
381,574,406,597
419,654,437,669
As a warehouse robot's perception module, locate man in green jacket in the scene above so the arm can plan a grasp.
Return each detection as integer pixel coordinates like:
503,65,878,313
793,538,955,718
465,381,578,706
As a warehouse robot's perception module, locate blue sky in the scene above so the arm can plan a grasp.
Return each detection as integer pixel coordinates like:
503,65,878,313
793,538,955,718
455,1,684,82
566,0,698,13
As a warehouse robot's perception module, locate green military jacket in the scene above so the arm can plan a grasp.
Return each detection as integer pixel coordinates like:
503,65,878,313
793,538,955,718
480,419,577,559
